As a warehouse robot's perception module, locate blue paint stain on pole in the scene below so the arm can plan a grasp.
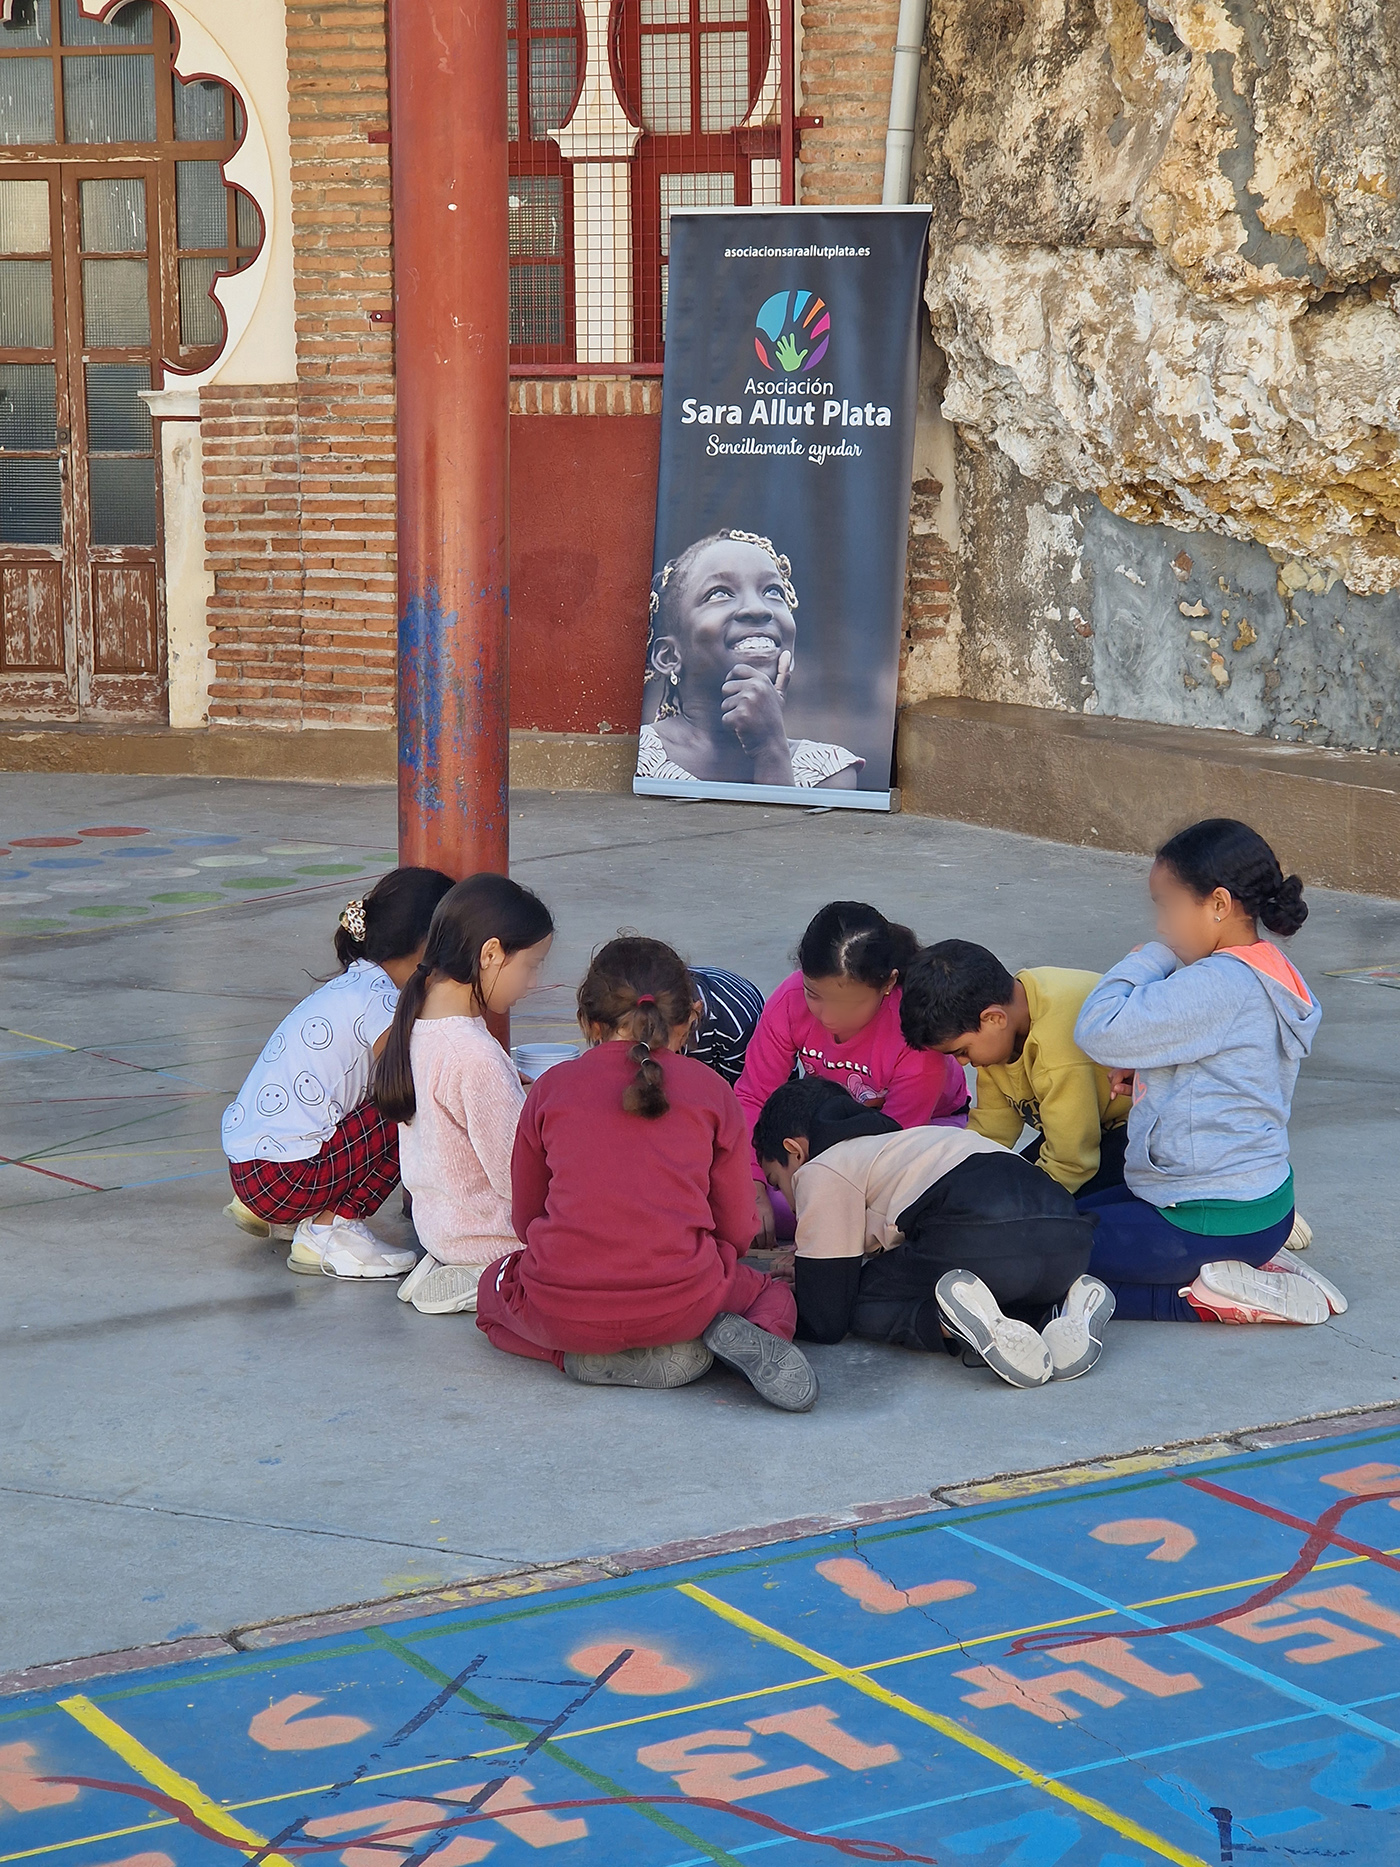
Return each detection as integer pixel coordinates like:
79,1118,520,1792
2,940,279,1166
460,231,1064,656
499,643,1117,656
399,584,454,823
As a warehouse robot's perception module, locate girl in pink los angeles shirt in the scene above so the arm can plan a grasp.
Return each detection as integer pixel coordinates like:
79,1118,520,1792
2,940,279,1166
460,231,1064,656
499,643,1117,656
736,901,969,1244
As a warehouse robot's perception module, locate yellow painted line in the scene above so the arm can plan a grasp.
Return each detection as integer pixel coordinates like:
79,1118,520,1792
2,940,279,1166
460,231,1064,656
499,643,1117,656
0,1028,78,1052
57,1695,296,1867
18,1539,1396,1867
677,1584,1209,1867
942,1440,1235,1504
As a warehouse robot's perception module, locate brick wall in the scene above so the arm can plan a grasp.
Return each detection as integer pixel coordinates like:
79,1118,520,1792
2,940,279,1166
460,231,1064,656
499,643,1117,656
798,0,899,206
206,0,395,730
203,386,303,725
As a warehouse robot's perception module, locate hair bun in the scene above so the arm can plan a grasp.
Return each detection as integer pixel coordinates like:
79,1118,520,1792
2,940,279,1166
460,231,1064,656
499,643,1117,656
1260,872,1308,936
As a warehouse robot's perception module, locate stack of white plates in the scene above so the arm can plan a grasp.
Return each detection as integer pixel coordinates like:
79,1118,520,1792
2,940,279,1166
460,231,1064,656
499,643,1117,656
512,1042,581,1083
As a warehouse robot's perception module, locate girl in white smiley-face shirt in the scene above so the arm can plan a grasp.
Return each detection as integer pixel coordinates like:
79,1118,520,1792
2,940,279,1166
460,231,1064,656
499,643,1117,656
222,867,453,1279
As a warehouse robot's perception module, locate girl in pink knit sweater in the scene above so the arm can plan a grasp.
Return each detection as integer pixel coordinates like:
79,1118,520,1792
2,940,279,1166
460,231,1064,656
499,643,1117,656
375,874,555,1316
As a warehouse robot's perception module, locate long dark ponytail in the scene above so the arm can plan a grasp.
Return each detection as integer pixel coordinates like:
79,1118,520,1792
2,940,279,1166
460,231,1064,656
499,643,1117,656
577,936,694,1119
374,873,554,1122
1156,819,1308,937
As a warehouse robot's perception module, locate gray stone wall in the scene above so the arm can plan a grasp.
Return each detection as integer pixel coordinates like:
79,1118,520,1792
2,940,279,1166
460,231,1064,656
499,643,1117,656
915,0,1400,752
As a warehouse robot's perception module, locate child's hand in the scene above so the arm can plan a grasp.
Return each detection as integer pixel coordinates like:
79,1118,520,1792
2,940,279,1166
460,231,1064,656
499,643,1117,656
768,1244,796,1286
1108,1068,1135,1098
722,663,793,780
752,1181,777,1249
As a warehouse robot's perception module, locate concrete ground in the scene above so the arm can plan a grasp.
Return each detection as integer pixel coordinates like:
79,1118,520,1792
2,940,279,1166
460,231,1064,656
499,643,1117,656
3,774,1399,1676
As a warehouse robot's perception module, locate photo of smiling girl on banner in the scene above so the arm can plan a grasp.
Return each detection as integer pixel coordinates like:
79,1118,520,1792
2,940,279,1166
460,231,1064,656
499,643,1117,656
638,528,862,792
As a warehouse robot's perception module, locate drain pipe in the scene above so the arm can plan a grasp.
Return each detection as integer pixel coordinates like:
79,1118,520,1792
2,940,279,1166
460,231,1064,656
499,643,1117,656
881,0,927,203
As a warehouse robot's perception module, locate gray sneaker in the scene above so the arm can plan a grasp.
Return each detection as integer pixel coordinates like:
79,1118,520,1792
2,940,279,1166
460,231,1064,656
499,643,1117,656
1042,1276,1115,1380
701,1313,819,1412
564,1341,714,1388
934,1271,1052,1389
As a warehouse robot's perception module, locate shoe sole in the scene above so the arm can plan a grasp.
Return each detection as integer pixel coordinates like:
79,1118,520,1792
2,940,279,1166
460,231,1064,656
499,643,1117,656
935,1275,1052,1389
397,1254,437,1304
285,1245,411,1280
225,1200,294,1243
702,1313,818,1412
1269,1248,1347,1315
564,1343,714,1389
1197,1261,1329,1325
1043,1279,1116,1381
409,1266,486,1314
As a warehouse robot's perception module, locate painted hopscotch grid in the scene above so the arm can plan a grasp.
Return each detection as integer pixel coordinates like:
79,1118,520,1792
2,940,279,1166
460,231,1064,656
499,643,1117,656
5,1424,1400,1865
0,825,400,940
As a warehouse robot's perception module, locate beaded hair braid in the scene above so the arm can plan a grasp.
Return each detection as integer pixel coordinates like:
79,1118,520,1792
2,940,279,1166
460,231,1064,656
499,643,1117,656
646,529,798,719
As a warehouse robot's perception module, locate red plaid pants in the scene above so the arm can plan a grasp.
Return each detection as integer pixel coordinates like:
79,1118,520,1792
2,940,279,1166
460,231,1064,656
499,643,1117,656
228,1101,400,1224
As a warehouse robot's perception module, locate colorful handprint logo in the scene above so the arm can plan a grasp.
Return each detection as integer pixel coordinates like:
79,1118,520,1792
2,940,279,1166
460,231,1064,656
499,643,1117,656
754,289,831,374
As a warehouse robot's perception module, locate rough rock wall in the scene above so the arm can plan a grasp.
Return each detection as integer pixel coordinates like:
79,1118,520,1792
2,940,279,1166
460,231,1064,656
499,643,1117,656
916,0,1400,748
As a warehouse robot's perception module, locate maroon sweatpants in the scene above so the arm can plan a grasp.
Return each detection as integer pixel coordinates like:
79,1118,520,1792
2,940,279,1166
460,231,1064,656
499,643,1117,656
476,1249,796,1370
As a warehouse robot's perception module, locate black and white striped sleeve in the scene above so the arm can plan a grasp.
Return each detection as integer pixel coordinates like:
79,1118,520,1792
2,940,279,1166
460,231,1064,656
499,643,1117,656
688,966,766,1085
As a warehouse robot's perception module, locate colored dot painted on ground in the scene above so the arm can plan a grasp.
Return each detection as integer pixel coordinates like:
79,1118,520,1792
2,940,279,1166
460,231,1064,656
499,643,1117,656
77,826,150,838
195,854,268,869
30,858,103,869
11,836,82,848
67,903,151,918
112,847,173,858
264,843,338,856
296,862,365,875
149,891,224,904
0,918,67,933
221,876,299,891
168,835,241,847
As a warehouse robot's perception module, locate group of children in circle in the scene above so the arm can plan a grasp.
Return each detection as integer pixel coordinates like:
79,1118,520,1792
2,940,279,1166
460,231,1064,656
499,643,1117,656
222,815,1345,1414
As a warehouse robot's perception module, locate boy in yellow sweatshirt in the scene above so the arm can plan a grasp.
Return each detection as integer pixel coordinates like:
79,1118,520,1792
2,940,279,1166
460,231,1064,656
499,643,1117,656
899,940,1131,1197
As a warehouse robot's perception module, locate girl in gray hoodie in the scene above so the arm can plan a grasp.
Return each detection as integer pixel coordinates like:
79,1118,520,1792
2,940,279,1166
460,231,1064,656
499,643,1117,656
1074,819,1346,1326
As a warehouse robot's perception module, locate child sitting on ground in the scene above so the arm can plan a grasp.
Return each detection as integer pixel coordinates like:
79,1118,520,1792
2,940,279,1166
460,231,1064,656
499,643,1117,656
1074,818,1343,1325
685,965,765,1085
375,873,555,1316
476,936,818,1411
736,901,968,1245
222,866,454,1278
754,1079,1111,1388
899,942,1132,1197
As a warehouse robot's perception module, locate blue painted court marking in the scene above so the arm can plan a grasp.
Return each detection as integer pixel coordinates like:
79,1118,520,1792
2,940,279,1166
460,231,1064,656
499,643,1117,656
6,1426,1400,1867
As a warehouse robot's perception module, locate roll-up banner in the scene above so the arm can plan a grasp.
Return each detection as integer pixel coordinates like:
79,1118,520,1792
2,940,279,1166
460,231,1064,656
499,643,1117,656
634,205,931,812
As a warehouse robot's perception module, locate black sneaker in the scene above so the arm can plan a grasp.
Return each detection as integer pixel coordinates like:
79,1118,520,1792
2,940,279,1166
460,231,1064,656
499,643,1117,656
702,1313,819,1412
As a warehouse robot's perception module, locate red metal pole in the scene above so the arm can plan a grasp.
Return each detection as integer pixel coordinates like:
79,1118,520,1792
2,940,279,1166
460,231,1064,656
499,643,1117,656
390,0,510,882
780,0,795,205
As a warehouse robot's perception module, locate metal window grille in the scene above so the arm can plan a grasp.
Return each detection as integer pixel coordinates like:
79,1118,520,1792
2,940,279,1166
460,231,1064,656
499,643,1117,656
508,0,791,372
508,0,581,363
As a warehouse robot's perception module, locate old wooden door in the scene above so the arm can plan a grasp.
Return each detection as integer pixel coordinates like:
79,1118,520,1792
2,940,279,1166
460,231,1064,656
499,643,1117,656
0,0,259,722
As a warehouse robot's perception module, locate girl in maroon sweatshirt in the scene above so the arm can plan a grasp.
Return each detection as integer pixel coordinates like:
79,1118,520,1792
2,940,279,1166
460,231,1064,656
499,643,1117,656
475,937,817,1410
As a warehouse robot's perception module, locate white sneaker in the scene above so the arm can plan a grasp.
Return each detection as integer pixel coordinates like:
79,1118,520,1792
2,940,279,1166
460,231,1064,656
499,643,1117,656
1284,1212,1312,1252
225,1195,294,1242
935,1270,1052,1388
287,1217,415,1279
1186,1260,1329,1325
1042,1276,1115,1380
397,1255,484,1313
1263,1249,1347,1315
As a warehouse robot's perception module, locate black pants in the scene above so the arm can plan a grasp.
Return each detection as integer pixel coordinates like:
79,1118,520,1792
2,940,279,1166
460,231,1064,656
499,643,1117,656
1020,1123,1128,1200
795,1153,1097,1349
